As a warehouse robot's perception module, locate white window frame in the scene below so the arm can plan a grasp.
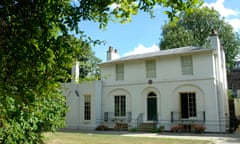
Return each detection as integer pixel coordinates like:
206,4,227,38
114,95,126,117
146,60,156,78
116,63,124,80
180,92,197,119
181,56,193,75
84,95,91,120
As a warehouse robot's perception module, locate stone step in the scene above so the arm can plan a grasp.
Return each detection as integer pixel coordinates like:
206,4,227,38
235,125,240,134
137,123,155,132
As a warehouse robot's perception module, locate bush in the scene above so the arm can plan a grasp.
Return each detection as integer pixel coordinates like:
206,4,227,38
95,125,109,131
0,89,67,144
171,125,183,132
193,124,206,133
128,127,137,132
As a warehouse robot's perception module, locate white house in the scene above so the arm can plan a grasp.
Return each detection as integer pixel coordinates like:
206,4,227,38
62,31,229,132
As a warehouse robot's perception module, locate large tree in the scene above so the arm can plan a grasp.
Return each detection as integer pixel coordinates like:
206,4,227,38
0,0,203,143
160,7,240,67
57,35,102,82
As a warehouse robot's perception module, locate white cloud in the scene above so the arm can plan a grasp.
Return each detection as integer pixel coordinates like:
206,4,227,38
124,44,159,56
203,0,238,17
203,0,240,32
226,19,240,32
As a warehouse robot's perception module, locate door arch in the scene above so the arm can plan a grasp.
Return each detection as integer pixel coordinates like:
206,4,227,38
147,92,157,121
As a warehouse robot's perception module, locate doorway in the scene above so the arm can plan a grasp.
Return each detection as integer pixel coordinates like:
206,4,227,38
147,92,157,121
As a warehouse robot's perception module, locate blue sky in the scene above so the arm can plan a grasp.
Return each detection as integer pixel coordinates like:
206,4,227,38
80,0,240,61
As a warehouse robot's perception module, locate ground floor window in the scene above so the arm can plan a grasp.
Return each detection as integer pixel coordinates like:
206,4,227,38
180,92,196,119
84,95,91,120
114,95,126,117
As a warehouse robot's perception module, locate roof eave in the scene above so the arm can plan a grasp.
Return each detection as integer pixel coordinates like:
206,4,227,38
99,48,214,66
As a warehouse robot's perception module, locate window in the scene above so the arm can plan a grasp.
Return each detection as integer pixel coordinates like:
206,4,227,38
114,95,126,117
180,92,196,119
181,56,193,75
116,64,124,80
84,95,91,120
146,60,156,78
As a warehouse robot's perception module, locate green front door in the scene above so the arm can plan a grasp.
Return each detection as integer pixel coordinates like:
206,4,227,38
147,92,157,121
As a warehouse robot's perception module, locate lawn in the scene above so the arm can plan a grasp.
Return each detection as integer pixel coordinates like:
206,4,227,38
44,132,213,144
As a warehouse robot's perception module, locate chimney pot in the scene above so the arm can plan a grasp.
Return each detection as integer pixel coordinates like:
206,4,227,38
106,46,120,61
108,46,113,52
210,29,218,36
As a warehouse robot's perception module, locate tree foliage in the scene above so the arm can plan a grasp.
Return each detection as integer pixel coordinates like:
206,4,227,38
60,35,102,82
160,7,240,66
0,0,203,143
160,20,196,49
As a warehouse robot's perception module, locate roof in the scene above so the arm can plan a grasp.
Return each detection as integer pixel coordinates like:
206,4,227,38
100,46,214,65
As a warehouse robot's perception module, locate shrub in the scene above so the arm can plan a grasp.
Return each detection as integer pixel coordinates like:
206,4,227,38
193,124,206,133
95,125,109,131
171,125,183,132
151,128,159,133
128,127,137,132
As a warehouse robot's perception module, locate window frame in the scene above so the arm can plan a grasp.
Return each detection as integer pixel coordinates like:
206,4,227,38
180,92,197,119
84,95,91,120
114,95,126,117
181,56,193,75
116,63,124,80
146,59,156,78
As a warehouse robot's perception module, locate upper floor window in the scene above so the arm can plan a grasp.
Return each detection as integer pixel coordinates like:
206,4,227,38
116,63,124,80
146,60,156,78
181,56,193,75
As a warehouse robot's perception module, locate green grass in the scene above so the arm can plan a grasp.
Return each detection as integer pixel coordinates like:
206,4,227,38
44,132,212,144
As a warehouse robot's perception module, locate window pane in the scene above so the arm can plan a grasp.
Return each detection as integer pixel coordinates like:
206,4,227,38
180,92,196,118
181,56,193,75
84,95,91,120
114,95,126,117
114,96,120,116
116,64,124,80
146,60,156,78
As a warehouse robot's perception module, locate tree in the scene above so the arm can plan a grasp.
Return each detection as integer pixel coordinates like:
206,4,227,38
159,7,240,66
57,35,102,82
0,0,203,143
160,20,196,49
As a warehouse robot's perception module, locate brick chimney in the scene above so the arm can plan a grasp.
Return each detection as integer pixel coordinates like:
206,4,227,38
106,46,120,61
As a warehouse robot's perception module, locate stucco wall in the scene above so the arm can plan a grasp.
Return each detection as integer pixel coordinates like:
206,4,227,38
63,45,228,132
62,81,102,130
102,78,222,132
100,51,227,132
101,52,214,84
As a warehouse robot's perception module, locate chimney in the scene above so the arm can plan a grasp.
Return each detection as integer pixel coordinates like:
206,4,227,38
106,46,120,61
71,61,79,83
209,29,220,50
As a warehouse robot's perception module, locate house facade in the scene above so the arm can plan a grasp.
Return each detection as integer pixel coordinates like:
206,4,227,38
62,32,229,132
